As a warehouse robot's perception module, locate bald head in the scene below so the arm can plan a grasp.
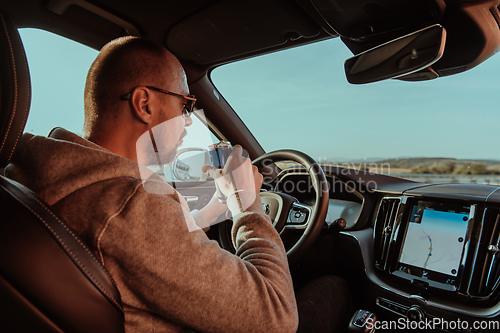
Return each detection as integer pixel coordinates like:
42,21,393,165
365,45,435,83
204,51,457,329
83,36,184,137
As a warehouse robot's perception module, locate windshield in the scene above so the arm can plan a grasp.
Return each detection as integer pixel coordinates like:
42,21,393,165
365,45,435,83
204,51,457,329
211,37,500,184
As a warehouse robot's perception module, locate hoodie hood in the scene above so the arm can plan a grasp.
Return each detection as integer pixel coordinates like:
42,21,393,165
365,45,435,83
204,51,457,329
5,127,159,206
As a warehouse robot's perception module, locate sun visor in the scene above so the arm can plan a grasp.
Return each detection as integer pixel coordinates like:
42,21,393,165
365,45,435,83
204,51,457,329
166,0,321,65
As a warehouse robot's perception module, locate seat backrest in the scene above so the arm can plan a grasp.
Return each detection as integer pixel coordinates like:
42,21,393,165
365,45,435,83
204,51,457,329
0,10,125,333
0,10,30,166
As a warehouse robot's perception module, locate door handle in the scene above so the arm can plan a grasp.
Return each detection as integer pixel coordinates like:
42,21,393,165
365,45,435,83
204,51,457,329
184,196,199,204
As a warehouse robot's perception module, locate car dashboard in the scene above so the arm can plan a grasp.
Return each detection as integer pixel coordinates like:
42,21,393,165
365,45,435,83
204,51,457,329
274,164,500,330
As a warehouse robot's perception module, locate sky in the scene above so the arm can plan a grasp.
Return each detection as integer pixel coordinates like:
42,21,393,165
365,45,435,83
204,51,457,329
19,28,500,162
20,28,97,137
212,38,500,162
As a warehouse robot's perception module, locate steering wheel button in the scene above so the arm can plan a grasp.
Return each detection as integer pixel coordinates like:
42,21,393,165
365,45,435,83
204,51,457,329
289,208,308,224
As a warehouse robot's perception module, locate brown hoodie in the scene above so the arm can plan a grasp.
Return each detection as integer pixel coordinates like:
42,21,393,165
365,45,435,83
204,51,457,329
5,128,298,333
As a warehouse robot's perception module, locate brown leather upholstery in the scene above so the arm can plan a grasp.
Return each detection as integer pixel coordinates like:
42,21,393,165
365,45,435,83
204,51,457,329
0,10,125,332
0,11,30,168
0,176,125,332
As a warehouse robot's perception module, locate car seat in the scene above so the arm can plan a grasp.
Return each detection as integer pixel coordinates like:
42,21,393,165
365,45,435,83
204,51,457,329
0,10,125,333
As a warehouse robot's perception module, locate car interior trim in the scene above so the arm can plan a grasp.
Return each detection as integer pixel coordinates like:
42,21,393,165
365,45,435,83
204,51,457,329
345,228,500,318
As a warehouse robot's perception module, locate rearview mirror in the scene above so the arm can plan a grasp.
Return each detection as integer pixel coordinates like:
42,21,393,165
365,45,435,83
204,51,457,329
344,24,446,84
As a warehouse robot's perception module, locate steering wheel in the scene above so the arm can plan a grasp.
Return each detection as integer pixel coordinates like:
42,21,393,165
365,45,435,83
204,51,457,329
252,150,329,263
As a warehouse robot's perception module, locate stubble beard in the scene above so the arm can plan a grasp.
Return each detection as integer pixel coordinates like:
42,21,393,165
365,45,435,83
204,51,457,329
148,107,186,166
149,132,185,166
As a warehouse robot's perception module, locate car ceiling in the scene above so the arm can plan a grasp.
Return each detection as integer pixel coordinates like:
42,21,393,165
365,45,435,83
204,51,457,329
2,0,334,79
2,0,500,82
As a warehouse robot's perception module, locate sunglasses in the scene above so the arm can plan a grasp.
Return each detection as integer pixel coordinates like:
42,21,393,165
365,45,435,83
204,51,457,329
121,86,196,118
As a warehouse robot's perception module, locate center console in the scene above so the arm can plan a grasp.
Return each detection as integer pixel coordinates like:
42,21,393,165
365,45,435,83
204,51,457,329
371,195,500,327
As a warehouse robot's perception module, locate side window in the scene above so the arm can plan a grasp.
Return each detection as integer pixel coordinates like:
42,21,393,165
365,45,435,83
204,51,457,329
19,28,98,136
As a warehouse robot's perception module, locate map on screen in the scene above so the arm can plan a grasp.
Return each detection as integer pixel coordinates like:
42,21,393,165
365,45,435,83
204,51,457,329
399,209,469,277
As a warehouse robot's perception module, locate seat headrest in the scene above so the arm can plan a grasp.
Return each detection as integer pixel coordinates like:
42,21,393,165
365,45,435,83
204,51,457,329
0,10,31,168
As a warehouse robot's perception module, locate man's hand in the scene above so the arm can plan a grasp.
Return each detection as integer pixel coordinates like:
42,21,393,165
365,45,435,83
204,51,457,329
201,145,264,214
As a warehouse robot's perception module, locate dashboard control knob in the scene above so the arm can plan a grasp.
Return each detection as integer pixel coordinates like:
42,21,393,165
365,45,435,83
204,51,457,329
406,306,425,322
333,218,347,229
323,218,346,235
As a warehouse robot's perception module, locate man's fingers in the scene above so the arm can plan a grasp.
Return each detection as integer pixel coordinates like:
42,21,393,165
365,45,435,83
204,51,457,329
202,145,263,197
201,164,222,178
230,145,243,157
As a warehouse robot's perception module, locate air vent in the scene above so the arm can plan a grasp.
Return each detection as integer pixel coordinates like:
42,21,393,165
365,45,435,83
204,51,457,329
374,198,401,271
469,208,500,297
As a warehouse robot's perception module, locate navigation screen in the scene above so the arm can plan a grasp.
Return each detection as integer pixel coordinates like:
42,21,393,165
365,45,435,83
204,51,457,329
398,202,470,278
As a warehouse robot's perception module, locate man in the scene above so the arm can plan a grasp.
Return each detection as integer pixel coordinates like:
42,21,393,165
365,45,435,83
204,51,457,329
6,36,350,333
6,36,297,332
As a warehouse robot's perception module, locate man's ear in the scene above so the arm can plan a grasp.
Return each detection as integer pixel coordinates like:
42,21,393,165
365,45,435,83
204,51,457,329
130,87,152,124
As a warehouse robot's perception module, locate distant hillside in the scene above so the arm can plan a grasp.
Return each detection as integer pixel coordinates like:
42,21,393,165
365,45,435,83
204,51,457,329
373,157,500,169
367,158,500,174
321,157,500,174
